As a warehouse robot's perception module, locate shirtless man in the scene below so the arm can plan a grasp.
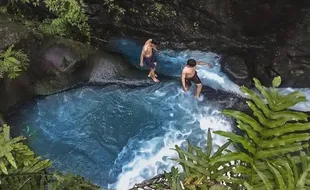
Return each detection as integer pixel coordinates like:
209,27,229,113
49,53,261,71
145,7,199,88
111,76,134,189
140,39,159,82
181,59,212,98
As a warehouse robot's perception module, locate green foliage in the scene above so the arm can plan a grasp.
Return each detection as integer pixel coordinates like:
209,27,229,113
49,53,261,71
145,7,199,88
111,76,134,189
0,44,29,79
42,0,90,37
48,173,100,190
171,129,236,189
8,0,90,39
0,124,52,189
164,166,185,190
167,76,310,190
104,0,126,23
0,124,100,190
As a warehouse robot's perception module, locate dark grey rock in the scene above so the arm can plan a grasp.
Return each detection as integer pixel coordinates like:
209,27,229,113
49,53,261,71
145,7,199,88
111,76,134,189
220,56,250,86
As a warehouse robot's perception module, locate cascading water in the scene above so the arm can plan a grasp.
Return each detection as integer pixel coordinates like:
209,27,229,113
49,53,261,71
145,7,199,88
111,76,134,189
7,38,310,190
109,38,244,96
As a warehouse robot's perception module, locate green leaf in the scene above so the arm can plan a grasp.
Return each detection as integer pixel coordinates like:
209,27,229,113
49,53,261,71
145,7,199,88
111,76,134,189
296,164,310,189
206,128,212,158
212,141,231,158
237,121,260,144
281,161,295,190
263,123,310,137
172,146,210,170
256,143,303,159
272,76,281,87
259,133,310,148
244,181,254,190
213,131,256,154
172,158,211,177
253,164,273,190
0,159,8,175
210,152,253,165
221,109,263,133
5,152,17,169
267,162,286,190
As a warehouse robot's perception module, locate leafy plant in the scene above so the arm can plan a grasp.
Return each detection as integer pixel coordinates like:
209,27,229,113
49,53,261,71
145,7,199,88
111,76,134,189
49,173,100,190
0,124,52,189
0,124,100,190
171,129,236,189
103,0,126,23
167,76,310,190
8,0,91,38
0,44,29,79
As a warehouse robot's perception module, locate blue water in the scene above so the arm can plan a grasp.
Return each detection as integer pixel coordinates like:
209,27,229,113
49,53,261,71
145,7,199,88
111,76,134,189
8,38,310,190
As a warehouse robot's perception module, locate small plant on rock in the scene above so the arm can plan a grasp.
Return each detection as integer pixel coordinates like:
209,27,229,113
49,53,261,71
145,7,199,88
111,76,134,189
0,44,29,79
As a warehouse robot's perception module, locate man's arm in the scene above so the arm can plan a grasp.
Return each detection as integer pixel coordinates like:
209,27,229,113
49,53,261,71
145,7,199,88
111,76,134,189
197,61,212,68
140,47,145,67
181,69,187,91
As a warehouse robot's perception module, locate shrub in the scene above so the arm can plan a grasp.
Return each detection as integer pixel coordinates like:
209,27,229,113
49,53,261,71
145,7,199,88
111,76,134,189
168,76,310,190
0,45,29,79
0,124,100,190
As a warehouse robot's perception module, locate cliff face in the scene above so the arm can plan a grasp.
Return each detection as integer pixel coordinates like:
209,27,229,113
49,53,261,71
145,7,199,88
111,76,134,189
2,0,310,113
0,16,145,114
85,0,310,87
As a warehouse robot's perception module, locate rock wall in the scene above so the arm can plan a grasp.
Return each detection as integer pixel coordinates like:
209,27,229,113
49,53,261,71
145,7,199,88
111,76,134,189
0,16,146,114
85,0,310,87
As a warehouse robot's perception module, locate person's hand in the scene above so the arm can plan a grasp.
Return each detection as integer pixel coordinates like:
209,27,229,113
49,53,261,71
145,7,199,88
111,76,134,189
140,62,143,67
183,87,188,92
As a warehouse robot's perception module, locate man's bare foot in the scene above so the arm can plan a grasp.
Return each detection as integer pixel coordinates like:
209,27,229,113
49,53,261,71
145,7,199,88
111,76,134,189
148,74,157,78
152,77,160,83
194,95,199,99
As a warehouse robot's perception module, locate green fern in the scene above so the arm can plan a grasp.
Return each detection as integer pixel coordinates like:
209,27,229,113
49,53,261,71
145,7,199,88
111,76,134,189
8,0,90,38
0,124,52,189
244,151,310,190
0,44,29,79
48,173,100,190
43,0,91,38
171,76,310,190
0,124,100,190
170,129,238,189
39,18,69,36
213,76,310,189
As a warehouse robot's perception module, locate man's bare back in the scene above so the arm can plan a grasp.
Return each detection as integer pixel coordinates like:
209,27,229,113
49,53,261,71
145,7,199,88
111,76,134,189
142,42,154,58
183,66,196,79
181,59,212,98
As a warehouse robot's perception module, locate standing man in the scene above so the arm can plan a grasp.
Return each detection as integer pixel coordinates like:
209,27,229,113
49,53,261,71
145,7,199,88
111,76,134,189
140,39,159,83
181,59,212,98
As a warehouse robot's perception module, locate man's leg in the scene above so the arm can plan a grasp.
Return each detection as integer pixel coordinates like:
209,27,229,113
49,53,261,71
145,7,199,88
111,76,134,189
148,62,157,78
195,83,202,98
150,68,159,82
153,62,158,77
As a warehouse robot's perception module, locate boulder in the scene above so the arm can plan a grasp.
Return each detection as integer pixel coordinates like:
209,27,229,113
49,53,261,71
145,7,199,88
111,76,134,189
0,16,149,113
220,55,250,86
88,51,155,86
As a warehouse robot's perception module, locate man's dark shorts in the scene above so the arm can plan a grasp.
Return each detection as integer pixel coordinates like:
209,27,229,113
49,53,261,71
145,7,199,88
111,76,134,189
144,54,157,69
185,71,202,87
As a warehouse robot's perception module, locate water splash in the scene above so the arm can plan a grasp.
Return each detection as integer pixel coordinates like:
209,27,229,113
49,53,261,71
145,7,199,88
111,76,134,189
8,82,235,190
109,38,243,96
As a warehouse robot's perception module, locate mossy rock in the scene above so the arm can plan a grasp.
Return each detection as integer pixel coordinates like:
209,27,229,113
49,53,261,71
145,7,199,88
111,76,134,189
33,75,72,96
0,15,34,50
43,36,94,60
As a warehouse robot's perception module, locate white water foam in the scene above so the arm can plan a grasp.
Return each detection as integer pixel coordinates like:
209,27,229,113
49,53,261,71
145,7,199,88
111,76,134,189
157,49,244,97
111,103,234,190
278,88,310,112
